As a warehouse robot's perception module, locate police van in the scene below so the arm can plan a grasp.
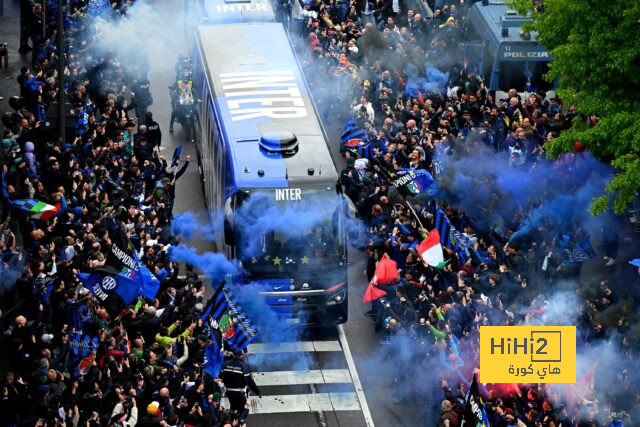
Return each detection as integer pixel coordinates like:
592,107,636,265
463,1,556,93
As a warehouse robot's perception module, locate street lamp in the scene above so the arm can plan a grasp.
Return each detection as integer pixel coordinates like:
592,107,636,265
57,0,65,145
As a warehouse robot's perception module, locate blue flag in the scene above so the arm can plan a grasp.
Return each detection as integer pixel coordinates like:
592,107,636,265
79,262,160,316
1,171,68,220
556,232,596,266
79,271,141,314
392,168,437,197
79,221,161,314
69,331,99,358
171,146,183,167
135,251,161,300
224,288,258,351
203,322,224,379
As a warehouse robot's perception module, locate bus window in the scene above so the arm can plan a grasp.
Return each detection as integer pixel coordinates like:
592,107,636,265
231,189,345,277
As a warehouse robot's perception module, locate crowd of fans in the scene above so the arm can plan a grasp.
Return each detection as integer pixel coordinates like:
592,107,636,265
298,0,640,426
0,1,257,426
0,0,638,426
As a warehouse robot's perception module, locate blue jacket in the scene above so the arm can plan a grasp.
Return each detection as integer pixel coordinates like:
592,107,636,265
24,141,38,178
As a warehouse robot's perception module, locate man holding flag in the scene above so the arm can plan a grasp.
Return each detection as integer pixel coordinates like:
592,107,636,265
78,219,161,317
460,374,490,427
200,281,258,353
418,229,448,269
391,168,438,198
199,281,260,424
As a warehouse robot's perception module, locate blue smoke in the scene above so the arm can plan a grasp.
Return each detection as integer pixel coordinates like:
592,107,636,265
233,281,312,371
233,191,341,256
403,66,450,99
0,253,26,290
425,66,449,93
169,216,315,371
171,212,217,242
434,141,612,239
168,245,237,284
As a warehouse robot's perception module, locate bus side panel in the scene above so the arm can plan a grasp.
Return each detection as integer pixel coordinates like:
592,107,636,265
193,39,206,203
194,33,228,249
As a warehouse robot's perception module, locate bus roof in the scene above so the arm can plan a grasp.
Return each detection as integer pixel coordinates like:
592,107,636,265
200,0,275,24
195,23,338,190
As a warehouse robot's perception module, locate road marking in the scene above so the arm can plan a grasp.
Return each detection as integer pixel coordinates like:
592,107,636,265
253,369,352,386
247,392,360,414
338,324,375,427
248,340,341,354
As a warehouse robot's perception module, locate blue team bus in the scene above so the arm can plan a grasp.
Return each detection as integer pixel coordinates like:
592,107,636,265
192,23,350,325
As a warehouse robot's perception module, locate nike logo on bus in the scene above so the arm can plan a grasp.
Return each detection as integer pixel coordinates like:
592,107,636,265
274,286,284,290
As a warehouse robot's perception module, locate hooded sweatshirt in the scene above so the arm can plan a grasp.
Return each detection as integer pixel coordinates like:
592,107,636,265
24,141,38,178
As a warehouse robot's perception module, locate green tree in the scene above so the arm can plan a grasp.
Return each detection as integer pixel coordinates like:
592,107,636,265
508,0,640,214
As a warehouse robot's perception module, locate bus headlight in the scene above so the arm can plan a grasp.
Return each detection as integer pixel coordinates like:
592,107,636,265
327,289,346,305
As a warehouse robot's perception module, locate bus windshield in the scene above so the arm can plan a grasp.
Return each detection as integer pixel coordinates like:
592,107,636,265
232,188,346,277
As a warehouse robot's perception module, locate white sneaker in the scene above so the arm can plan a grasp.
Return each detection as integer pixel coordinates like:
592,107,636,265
603,256,610,261
605,258,616,266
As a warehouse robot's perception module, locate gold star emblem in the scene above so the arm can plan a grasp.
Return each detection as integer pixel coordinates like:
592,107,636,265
301,255,310,264
272,256,281,266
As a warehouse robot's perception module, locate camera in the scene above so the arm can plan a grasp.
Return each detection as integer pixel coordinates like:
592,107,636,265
123,395,133,411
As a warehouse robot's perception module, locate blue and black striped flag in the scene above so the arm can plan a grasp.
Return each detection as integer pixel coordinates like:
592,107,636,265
201,283,258,352
341,119,367,148
434,206,474,265
68,331,100,377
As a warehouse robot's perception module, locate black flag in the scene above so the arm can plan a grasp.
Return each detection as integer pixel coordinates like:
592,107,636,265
79,220,159,317
460,374,489,427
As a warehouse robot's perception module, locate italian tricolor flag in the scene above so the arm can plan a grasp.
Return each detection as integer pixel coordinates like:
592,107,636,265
418,230,447,268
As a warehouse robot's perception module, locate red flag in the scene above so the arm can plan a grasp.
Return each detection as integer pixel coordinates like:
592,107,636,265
565,364,597,409
375,253,398,284
344,138,364,148
362,276,387,303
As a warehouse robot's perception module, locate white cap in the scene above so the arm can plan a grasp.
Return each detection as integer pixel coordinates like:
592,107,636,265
354,158,368,170
41,333,54,344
